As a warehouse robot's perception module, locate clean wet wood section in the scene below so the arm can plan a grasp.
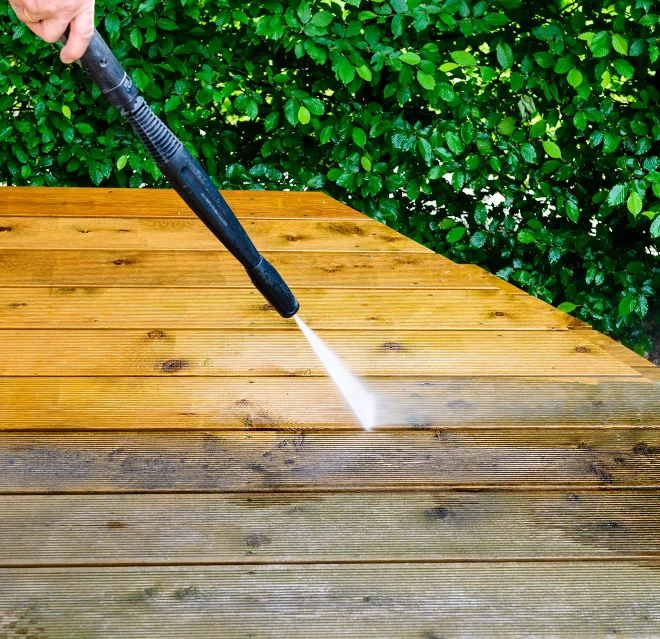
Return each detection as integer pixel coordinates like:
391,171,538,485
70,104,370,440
0,187,659,638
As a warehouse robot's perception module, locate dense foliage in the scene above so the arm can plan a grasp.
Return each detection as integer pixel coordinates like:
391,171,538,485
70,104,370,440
1,0,659,352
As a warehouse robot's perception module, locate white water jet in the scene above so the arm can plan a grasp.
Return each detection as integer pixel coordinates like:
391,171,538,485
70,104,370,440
294,315,376,431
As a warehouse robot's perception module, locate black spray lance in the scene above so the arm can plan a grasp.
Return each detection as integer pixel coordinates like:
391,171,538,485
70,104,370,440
59,29,299,319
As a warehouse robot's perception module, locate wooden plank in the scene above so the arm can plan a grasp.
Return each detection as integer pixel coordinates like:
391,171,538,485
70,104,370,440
586,331,657,368
0,288,582,330
1,429,659,492
1,377,658,430
461,264,526,295
637,366,660,383
0,249,485,289
0,330,639,377
0,187,365,220
1,491,660,566
0,563,659,638
0,217,430,252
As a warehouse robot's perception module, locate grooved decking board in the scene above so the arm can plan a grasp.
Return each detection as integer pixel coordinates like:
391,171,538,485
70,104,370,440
0,249,483,289
585,331,657,369
0,217,430,252
1,378,658,430
0,187,365,220
1,430,659,492
1,563,659,638
638,367,660,383
0,288,580,330
1,491,660,566
0,330,639,377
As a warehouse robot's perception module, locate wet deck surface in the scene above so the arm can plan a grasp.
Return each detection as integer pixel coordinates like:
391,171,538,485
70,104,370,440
1,186,659,638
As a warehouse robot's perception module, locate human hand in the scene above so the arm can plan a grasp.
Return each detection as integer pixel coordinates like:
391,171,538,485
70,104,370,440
9,0,95,63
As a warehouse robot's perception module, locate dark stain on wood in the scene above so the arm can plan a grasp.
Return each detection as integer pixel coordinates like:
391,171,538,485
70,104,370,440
244,532,271,548
107,520,127,529
326,223,363,236
161,360,188,373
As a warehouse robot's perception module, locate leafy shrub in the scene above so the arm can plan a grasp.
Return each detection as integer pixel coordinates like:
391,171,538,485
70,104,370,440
0,0,658,352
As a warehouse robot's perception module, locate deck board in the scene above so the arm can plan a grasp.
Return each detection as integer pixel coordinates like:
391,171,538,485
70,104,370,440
0,216,430,252
1,430,659,492
0,288,579,330
1,491,659,565
1,186,659,637
0,329,638,377
1,563,659,638
1,377,657,430
0,249,484,289
0,187,365,219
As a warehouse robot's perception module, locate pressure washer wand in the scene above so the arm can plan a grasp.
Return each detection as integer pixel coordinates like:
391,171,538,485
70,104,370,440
59,29,299,318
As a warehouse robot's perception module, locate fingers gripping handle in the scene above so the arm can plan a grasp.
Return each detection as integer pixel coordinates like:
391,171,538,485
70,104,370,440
59,29,300,319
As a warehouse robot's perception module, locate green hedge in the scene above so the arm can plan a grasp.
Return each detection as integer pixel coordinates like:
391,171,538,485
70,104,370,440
1,0,659,352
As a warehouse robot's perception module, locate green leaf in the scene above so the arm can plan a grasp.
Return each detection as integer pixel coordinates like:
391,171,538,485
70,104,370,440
497,117,516,136
284,99,298,126
400,51,421,65
104,13,120,35
557,302,577,313
602,133,621,154
116,154,128,170
417,70,435,90
131,69,150,92
590,31,611,58
437,83,455,102
566,200,579,223
445,131,464,155
520,143,536,163
627,191,643,216
567,68,582,87
164,96,181,113
612,33,628,56
613,59,634,78
298,105,311,125
196,85,214,105
542,140,561,159
62,105,71,119
450,51,477,66
352,127,367,148
650,215,660,238
338,59,355,84
417,138,433,165
618,296,636,317
469,230,488,248
573,111,587,131
311,11,333,27
130,27,143,49
446,226,466,243
517,229,535,244
356,65,372,82
264,111,280,132
608,184,628,206
361,156,372,172
496,42,513,70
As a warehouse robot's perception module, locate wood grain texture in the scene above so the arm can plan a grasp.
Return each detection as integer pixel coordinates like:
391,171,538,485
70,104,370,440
0,249,481,289
0,563,659,638
1,430,659,492
0,288,582,330
0,217,430,252
637,366,660,383
0,329,639,377
0,187,365,220
1,377,658,430
1,491,660,566
585,331,657,368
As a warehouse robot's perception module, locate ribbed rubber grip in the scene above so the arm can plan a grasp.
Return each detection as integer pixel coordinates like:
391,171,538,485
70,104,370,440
123,98,182,166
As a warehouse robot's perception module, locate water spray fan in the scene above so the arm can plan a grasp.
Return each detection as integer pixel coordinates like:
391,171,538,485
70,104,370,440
59,29,299,319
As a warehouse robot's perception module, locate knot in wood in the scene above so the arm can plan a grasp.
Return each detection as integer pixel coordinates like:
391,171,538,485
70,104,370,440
162,359,187,373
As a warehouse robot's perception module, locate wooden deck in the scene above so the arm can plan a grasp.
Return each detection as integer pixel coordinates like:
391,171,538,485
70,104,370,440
1,186,659,638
